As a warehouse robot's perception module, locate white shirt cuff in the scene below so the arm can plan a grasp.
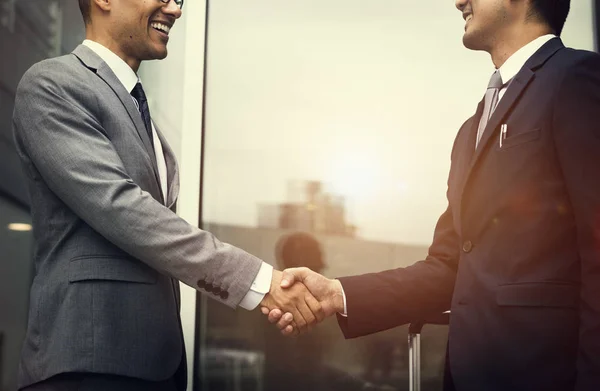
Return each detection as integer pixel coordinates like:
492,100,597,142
238,262,273,310
338,280,348,317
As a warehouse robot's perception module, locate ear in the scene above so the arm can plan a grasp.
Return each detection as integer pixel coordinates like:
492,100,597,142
91,0,111,12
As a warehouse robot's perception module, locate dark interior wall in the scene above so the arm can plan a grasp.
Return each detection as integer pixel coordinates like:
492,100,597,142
0,1,56,206
0,199,32,391
0,2,84,390
0,0,84,207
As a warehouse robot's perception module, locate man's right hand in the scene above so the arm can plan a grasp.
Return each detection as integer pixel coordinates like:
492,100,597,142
262,267,345,335
259,269,325,336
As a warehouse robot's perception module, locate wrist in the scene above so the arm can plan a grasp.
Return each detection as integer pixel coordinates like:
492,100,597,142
269,269,282,293
332,279,345,314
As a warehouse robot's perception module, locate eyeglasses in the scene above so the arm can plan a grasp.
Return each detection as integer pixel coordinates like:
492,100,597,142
160,0,184,9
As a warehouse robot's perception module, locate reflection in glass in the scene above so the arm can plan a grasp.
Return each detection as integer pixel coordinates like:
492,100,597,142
199,223,446,390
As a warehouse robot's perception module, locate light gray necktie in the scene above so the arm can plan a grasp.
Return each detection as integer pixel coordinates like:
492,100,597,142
475,70,504,149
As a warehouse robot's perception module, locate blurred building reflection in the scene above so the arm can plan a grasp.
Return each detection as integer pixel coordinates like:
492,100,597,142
258,180,356,237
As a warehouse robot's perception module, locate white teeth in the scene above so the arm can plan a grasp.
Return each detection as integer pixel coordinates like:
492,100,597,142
151,22,171,34
466,15,473,22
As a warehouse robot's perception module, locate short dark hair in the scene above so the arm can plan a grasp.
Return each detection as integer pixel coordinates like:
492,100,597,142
529,0,571,36
78,0,91,24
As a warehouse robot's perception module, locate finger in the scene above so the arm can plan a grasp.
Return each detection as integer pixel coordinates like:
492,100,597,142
280,269,296,288
276,312,294,330
296,299,315,332
281,267,307,288
267,309,283,324
289,303,310,334
281,324,294,337
260,306,269,315
286,306,307,334
304,294,325,323
285,320,300,337
288,322,300,337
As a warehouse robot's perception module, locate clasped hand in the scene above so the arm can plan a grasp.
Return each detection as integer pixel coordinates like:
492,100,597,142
259,267,344,336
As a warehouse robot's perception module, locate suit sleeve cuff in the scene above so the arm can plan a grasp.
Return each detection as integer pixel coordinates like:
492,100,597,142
238,262,273,310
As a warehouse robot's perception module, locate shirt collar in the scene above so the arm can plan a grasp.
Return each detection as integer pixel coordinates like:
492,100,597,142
82,39,139,93
497,34,556,85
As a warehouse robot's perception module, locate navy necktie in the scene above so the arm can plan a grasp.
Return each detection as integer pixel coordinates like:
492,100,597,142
131,82,154,151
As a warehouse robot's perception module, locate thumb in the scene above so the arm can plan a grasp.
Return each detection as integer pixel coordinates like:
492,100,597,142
280,267,307,288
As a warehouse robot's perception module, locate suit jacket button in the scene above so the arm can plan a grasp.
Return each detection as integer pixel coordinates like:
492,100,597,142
220,291,229,300
205,283,214,291
197,280,206,289
462,240,473,253
212,286,221,295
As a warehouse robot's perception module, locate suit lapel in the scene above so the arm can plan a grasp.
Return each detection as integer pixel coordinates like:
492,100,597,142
453,98,484,231
72,45,163,196
464,99,484,166
154,124,180,209
97,62,158,162
459,38,564,201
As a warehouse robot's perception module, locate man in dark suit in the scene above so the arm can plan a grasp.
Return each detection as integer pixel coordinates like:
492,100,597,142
267,0,600,390
12,0,323,390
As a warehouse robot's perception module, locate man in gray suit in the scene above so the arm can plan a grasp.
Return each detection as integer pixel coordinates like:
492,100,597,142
12,0,321,390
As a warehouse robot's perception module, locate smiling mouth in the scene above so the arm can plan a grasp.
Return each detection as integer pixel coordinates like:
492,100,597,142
150,22,171,36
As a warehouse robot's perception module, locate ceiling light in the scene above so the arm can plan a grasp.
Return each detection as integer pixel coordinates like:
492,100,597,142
7,223,32,232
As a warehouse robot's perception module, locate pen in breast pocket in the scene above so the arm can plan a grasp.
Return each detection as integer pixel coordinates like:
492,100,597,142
499,124,508,148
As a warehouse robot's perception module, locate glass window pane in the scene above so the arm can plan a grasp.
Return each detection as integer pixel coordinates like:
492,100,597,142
198,1,595,390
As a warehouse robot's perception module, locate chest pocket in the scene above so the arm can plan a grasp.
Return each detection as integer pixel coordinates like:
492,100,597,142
496,128,541,150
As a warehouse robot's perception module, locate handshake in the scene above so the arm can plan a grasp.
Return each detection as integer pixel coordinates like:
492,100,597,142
259,267,345,336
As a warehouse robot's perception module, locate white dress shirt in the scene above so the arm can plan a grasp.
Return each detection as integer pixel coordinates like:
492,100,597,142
497,34,556,101
82,40,272,310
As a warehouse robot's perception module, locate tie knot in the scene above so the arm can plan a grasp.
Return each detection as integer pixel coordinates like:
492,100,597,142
131,82,147,104
487,70,503,90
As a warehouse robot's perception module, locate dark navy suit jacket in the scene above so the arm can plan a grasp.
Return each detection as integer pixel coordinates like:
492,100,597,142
338,38,600,391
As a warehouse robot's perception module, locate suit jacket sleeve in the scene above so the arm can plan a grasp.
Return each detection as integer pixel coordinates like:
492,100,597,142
336,141,464,338
12,61,262,309
552,53,600,390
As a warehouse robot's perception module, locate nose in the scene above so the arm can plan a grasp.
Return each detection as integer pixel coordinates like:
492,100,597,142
163,0,183,19
455,0,468,12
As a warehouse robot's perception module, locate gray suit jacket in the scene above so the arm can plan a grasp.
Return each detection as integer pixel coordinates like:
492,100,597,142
12,45,263,389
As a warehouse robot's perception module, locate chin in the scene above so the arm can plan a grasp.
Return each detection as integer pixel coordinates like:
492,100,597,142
462,31,483,51
150,48,169,60
156,50,168,60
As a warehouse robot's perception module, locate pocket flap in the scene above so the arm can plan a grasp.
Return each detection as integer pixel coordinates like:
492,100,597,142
497,128,541,149
496,283,579,308
69,256,157,284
